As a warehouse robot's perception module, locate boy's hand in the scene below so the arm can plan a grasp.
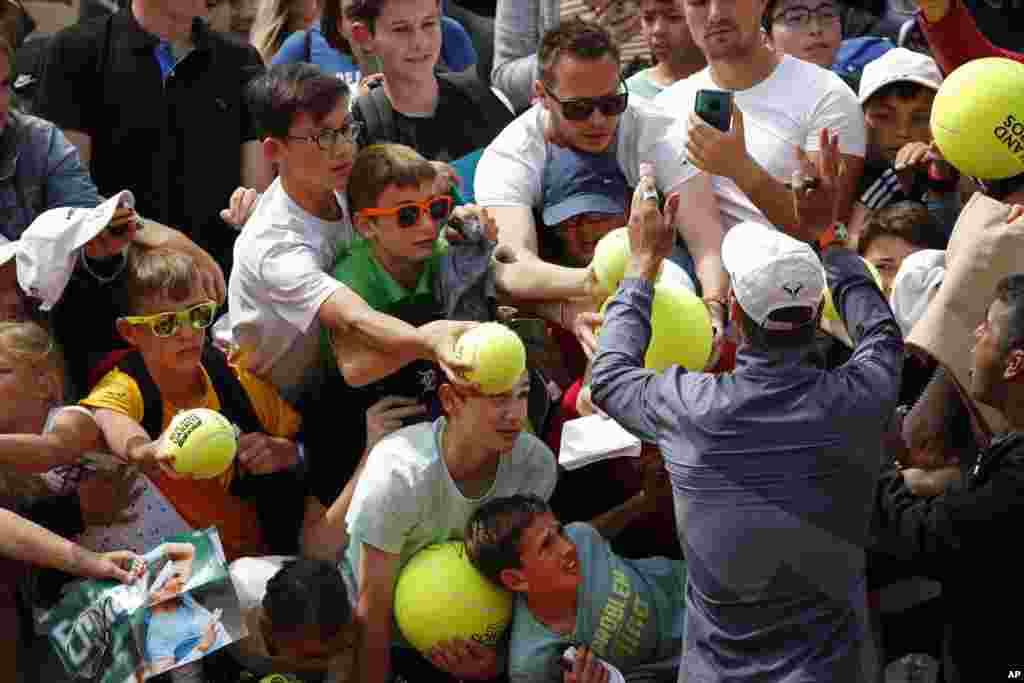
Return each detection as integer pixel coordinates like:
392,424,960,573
126,438,182,479
237,433,300,475
366,396,426,451
427,638,500,680
220,187,261,229
894,141,956,193
564,645,610,683
420,319,480,388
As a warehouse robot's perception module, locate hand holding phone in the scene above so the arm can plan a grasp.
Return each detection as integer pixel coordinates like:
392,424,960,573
695,89,734,133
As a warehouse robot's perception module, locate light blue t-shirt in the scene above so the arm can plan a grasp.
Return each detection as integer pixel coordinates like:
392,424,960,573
145,594,225,664
508,523,687,683
272,22,362,88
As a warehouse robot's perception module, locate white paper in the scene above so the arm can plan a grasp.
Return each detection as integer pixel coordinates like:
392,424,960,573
559,414,642,471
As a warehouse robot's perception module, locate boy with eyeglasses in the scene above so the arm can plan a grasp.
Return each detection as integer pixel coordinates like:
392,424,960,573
763,0,844,70
81,246,307,562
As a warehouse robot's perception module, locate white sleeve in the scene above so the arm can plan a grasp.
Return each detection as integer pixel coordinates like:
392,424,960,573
258,241,343,334
805,76,867,157
475,114,545,209
626,99,700,195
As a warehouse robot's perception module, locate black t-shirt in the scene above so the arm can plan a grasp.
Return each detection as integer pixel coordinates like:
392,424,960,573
354,72,514,162
34,9,265,273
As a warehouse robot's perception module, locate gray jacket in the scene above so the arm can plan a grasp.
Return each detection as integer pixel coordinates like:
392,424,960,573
592,248,904,682
491,0,560,114
0,111,103,240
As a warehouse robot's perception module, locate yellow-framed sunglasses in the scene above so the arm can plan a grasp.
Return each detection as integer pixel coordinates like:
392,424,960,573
120,301,218,338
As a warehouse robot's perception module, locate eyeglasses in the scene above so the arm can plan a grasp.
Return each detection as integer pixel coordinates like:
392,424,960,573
773,4,840,29
121,301,218,337
543,81,630,121
357,195,454,228
287,118,362,151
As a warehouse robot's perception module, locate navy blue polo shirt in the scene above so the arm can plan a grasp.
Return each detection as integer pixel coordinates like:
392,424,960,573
35,8,265,272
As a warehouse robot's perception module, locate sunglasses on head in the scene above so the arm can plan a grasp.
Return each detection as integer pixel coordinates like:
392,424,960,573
121,301,218,338
357,195,454,229
544,81,630,121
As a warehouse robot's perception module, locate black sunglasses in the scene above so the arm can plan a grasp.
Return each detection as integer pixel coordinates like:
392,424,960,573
543,80,630,121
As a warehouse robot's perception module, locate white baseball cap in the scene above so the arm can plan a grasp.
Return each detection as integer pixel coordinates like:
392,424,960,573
889,248,945,337
858,47,943,104
722,222,826,330
16,191,135,311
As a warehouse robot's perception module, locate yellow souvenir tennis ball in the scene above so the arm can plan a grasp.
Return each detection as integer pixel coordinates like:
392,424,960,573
601,280,713,371
822,258,883,322
455,323,526,395
393,541,513,655
931,57,1024,180
592,227,632,293
163,408,238,479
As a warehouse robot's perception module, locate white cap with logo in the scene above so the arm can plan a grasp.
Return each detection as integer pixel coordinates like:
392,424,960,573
16,191,135,311
721,222,826,330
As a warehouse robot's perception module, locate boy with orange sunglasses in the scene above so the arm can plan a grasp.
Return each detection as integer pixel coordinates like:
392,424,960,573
331,143,601,435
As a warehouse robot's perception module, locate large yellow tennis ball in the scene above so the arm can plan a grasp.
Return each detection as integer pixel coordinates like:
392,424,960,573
822,257,883,322
163,408,238,479
931,57,1024,180
592,227,632,293
394,541,513,655
455,323,527,395
601,280,713,371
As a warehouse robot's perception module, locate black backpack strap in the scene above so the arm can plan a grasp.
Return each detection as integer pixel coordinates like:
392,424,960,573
354,82,398,146
303,28,313,63
114,351,164,440
438,70,515,135
202,346,307,555
201,345,263,435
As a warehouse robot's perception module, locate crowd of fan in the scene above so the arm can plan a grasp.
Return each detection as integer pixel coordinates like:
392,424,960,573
1,0,1024,681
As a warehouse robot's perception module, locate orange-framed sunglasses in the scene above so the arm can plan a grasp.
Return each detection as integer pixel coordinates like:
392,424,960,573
356,195,453,229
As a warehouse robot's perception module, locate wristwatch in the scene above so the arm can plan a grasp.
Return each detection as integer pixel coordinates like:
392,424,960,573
817,221,848,252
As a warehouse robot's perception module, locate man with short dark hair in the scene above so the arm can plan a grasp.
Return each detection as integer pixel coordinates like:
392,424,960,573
476,20,728,342
34,0,274,273
590,168,903,681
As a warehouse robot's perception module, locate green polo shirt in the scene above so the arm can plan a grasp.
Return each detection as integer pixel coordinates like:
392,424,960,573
331,236,449,316
321,236,449,420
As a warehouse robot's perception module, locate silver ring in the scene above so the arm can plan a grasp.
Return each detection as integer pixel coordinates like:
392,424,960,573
640,189,659,202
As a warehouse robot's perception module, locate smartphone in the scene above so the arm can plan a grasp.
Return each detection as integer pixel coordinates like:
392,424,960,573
695,89,733,133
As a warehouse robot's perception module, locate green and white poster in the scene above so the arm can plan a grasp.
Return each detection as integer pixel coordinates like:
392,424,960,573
42,528,247,682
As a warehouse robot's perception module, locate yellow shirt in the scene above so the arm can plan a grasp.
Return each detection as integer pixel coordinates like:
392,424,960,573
82,363,302,560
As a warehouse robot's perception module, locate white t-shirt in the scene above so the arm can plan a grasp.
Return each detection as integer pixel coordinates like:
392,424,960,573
215,177,355,402
655,55,867,232
342,417,558,592
474,97,699,211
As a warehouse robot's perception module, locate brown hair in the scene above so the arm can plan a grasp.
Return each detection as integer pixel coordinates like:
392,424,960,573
321,0,354,54
857,201,946,257
539,19,621,90
119,247,201,316
345,0,440,33
347,143,437,213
